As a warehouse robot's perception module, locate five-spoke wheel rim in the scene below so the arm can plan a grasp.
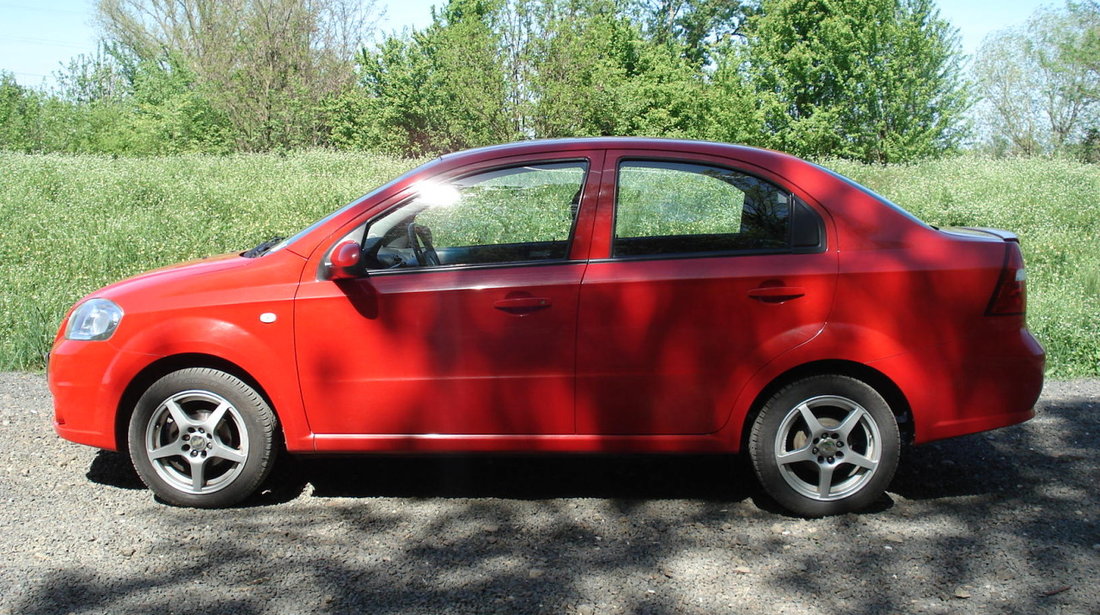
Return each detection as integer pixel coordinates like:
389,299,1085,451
144,390,249,495
773,395,882,502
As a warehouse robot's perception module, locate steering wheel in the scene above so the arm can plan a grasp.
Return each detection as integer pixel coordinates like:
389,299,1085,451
406,222,440,267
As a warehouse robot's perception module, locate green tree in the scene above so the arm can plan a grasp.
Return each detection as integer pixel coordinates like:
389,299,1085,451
33,46,234,155
639,0,753,65
745,0,968,163
528,0,707,138
126,55,234,153
351,0,718,155
1,0,984,159
0,68,125,154
527,5,640,137
698,43,766,146
973,30,1042,156
97,0,379,151
0,72,42,151
974,4,1100,157
1066,1,1100,80
55,44,131,104
352,0,518,156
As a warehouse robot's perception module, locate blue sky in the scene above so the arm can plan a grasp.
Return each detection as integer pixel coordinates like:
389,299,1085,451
0,0,1060,87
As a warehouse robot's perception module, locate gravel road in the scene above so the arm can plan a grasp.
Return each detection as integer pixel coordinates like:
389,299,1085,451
1,372,1097,615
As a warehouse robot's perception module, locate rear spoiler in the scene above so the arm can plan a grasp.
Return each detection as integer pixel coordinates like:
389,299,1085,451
962,227,1019,242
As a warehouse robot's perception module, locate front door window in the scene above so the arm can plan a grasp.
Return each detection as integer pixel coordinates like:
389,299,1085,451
362,162,587,270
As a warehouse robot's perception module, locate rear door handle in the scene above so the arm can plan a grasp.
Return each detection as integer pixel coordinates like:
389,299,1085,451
493,297,552,313
747,286,805,303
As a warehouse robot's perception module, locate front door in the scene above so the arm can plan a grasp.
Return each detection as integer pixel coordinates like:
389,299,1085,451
295,157,599,435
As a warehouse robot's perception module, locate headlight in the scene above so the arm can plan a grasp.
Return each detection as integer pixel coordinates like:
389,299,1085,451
65,298,123,341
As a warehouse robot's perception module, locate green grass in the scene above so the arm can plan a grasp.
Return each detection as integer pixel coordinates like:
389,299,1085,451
1,151,1097,377
0,151,418,370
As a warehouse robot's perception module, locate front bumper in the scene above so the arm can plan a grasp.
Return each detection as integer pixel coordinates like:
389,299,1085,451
49,338,150,451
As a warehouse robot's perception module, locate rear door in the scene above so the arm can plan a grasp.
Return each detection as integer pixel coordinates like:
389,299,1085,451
576,151,838,435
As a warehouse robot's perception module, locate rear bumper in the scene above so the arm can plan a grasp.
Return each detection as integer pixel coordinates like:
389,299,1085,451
875,328,1045,444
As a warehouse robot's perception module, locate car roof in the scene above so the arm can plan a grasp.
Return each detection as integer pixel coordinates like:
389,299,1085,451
438,137,802,167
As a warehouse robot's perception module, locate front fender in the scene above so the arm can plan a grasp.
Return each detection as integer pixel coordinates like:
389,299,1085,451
109,311,313,451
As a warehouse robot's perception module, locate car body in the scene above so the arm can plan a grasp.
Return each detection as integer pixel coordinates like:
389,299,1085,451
49,138,1045,515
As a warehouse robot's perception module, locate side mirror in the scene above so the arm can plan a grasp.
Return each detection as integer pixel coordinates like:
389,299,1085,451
328,240,362,280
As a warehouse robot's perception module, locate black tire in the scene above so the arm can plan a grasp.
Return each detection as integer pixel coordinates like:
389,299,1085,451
749,375,900,517
128,368,278,508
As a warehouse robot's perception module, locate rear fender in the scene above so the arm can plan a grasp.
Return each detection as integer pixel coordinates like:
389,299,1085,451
719,323,915,451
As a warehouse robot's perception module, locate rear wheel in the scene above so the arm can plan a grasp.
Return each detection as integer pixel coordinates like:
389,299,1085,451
128,368,277,508
749,375,900,517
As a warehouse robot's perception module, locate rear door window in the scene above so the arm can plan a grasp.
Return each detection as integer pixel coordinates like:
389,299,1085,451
613,160,792,258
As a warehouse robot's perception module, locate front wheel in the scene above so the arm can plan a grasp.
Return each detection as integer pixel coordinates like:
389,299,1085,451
128,368,278,508
749,375,900,517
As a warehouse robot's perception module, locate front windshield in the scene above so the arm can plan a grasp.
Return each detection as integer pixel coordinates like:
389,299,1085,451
257,161,437,257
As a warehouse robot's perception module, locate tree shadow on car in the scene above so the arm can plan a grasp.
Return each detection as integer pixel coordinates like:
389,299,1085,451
297,454,754,502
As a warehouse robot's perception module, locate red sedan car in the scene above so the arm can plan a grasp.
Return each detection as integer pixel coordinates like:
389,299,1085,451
49,138,1044,516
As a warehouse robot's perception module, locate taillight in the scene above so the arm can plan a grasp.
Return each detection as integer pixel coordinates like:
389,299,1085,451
986,242,1027,316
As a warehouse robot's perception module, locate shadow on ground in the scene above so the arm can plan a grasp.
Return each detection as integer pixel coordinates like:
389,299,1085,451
300,454,750,501
89,449,754,503
24,391,1099,615
82,430,1039,508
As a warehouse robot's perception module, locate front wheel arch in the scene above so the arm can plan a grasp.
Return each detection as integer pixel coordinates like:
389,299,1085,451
116,354,282,456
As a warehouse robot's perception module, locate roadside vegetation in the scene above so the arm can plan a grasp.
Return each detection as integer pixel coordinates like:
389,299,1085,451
0,0,1097,376
0,0,974,162
0,151,414,370
0,151,1096,377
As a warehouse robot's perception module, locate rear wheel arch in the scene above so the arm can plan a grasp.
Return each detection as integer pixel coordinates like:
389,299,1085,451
115,354,282,455
739,360,913,454
748,373,902,516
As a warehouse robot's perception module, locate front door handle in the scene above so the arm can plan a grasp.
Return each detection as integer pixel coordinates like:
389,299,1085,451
747,286,805,303
494,297,552,314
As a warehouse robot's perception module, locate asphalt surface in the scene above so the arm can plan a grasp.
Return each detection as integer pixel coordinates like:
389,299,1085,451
0,372,1097,614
